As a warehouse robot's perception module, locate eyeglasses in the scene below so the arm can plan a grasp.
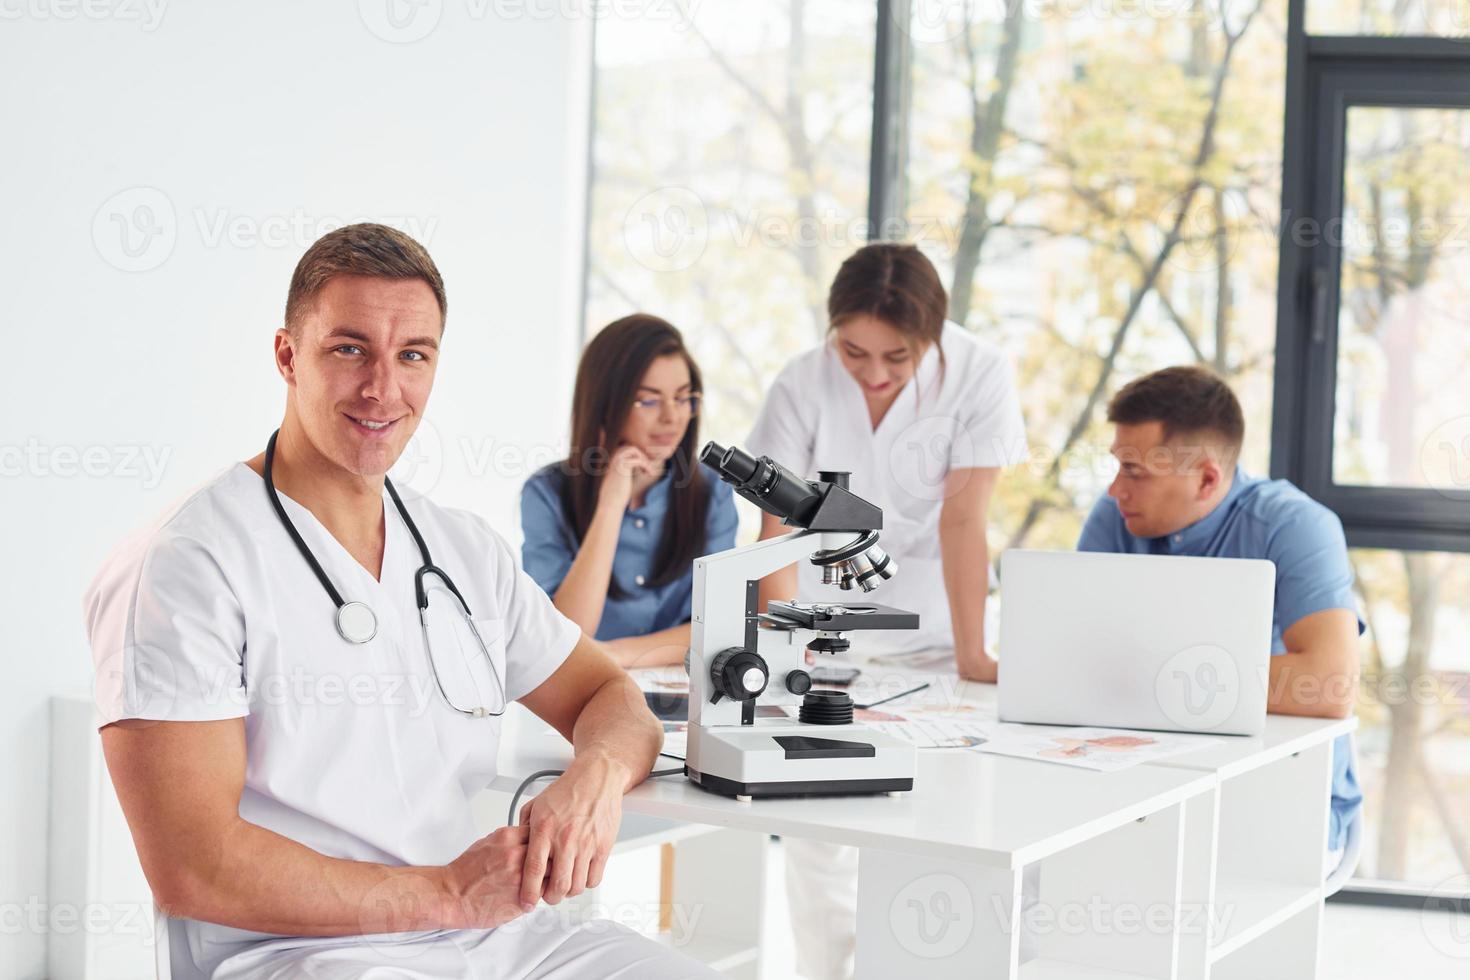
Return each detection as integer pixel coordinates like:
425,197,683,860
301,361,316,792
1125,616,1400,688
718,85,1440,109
631,393,701,417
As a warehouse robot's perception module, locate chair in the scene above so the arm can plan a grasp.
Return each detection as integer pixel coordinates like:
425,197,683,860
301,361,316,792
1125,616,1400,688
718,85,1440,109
1324,733,1363,897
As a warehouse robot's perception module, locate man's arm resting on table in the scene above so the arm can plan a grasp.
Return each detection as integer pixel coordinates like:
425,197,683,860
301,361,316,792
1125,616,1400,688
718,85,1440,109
514,633,664,908
101,718,527,936
1270,608,1361,719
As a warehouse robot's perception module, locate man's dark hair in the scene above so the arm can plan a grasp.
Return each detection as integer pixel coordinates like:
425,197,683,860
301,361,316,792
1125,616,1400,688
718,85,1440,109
1107,366,1245,455
284,223,446,335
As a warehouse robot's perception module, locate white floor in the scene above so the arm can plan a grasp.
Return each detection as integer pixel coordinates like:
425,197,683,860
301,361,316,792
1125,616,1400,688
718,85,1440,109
1317,901,1469,980
752,837,1469,980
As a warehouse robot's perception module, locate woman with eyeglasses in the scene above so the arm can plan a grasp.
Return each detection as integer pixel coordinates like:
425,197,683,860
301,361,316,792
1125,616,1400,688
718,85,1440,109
521,314,738,668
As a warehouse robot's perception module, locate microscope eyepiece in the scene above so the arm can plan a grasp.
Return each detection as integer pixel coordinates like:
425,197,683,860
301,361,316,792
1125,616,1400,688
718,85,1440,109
700,441,819,522
715,443,760,484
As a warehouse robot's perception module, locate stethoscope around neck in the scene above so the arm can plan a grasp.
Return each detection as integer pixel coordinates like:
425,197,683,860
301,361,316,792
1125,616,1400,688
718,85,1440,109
262,429,506,718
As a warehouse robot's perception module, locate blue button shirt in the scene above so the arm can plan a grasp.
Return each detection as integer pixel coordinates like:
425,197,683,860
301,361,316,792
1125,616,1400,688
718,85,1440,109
1078,469,1364,853
520,463,739,641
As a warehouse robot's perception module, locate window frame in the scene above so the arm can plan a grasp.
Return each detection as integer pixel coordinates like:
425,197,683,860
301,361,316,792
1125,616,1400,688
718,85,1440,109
1271,11,1470,554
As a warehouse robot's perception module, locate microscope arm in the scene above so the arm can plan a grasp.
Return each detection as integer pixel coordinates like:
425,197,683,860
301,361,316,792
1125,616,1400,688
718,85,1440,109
689,527,864,728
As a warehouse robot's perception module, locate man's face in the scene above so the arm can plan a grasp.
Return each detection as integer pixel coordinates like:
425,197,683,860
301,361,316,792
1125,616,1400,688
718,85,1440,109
277,275,442,477
1107,421,1220,538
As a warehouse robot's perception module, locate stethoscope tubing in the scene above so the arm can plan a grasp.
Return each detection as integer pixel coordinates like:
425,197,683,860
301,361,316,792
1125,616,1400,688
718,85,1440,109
264,429,473,618
261,429,506,716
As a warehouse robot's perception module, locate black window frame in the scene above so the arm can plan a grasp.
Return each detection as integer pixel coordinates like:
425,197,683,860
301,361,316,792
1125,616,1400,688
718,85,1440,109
1271,11,1470,554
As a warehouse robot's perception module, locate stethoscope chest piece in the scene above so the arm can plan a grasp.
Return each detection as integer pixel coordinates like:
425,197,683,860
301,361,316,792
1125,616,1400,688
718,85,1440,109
264,428,505,716
336,600,379,644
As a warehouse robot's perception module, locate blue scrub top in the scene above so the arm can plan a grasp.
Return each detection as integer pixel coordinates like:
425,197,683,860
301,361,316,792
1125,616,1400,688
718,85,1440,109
520,462,739,641
1078,468,1365,853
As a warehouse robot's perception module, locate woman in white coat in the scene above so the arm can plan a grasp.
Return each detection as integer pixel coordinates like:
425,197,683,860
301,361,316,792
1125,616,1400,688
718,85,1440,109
746,242,1028,979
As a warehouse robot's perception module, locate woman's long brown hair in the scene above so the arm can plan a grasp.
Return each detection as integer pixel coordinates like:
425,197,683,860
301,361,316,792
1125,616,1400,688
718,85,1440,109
559,314,710,598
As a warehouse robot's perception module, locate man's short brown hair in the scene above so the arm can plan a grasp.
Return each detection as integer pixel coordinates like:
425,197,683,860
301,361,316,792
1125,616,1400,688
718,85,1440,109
1107,366,1245,455
284,223,446,335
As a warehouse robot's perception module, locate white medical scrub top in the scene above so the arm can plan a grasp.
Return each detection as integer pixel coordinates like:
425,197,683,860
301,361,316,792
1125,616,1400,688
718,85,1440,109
83,462,581,974
746,321,1028,654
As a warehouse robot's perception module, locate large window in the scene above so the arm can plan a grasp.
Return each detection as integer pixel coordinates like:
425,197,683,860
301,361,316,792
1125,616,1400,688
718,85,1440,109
583,0,1470,897
901,0,1287,551
1306,0,1470,36
1351,548,1470,885
585,1,876,447
1332,106,1470,493
1271,9,1470,895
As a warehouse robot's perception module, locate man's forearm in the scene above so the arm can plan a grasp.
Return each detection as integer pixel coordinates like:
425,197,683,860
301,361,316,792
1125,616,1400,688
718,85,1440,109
159,818,462,936
1271,609,1361,719
1268,647,1358,719
568,672,663,791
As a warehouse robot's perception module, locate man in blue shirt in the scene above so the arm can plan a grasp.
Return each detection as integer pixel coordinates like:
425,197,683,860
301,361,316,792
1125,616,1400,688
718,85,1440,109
1078,366,1363,869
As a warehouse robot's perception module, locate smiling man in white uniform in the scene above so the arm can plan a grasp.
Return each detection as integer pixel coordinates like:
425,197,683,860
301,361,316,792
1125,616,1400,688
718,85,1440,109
84,224,717,979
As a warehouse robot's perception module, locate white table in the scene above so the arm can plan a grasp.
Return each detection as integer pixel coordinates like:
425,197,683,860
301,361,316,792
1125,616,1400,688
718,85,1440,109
1144,714,1357,980
485,662,1353,980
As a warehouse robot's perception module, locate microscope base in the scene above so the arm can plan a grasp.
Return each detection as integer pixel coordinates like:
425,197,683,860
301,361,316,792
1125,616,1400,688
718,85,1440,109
688,769,913,799
685,721,916,799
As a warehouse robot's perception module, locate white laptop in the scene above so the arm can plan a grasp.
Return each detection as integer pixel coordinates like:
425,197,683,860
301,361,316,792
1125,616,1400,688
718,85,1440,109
998,550,1275,736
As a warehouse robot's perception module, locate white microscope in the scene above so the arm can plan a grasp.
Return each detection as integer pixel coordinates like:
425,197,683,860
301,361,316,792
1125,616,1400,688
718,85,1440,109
685,442,919,800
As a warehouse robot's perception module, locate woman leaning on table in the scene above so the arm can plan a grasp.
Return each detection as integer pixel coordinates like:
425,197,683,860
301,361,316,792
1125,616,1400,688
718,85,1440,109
520,313,738,669
748,242,1029,980
748,241,1029,682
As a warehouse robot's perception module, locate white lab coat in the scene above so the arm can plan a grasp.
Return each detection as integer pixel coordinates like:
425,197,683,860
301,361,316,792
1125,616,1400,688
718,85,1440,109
84,462,715,979
747,323,1028,980
746,321,1028,653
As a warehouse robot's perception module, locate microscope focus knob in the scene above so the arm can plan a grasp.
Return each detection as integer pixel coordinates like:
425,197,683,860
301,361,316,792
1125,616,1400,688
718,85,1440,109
709,649,768,702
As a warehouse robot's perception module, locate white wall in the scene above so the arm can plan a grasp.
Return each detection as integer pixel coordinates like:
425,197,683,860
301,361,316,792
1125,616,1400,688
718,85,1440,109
0,4,591,975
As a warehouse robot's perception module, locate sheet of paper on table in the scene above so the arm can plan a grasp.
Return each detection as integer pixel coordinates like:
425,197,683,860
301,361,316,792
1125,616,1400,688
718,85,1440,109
866,717,995,749
637,666,690,694
848,646,956,671
975,726,1219,772
661,723,687,761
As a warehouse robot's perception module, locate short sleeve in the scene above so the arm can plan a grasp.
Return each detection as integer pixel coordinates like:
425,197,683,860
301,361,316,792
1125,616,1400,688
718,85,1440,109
704,475,739,554
519,472,576,598
490,525,581,702
1077,495,1127,553
1265,500,1363,653
746,362,815,473
949,351,1029,470
83,530,249,728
